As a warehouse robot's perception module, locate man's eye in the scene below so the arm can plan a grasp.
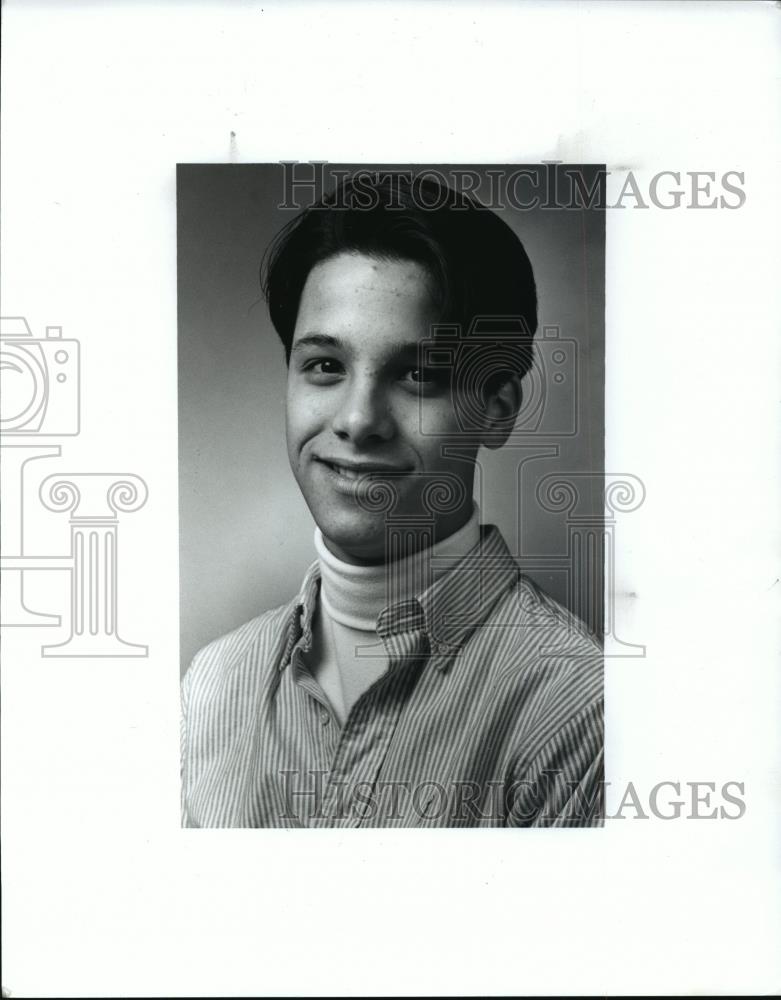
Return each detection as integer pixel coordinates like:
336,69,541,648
401,367,450,393
304,358,344,378
403,367,436,384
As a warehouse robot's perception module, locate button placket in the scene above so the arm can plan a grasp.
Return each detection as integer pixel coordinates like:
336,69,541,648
324,631,429,826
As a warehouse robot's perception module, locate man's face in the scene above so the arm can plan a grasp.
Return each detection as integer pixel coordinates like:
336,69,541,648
285,252,479,564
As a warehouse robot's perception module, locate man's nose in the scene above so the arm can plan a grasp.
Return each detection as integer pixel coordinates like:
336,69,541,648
331,376,395,446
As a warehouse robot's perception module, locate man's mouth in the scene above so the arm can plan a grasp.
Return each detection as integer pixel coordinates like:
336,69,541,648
315,457,410,481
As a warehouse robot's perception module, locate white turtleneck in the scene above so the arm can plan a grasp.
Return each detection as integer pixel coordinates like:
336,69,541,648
306,506,481,725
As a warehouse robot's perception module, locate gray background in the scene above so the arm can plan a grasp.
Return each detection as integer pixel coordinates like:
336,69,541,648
178,164,605,673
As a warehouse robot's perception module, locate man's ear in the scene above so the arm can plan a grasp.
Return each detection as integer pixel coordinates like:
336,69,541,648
481,374,523,449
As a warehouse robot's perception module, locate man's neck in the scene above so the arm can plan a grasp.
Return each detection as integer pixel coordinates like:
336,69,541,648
314,504,482,631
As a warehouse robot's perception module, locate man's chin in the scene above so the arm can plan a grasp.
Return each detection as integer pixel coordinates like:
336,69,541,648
317,526,387,565
307,503,385,559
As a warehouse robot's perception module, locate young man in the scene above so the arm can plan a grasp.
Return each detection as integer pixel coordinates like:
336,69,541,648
181,172,603,828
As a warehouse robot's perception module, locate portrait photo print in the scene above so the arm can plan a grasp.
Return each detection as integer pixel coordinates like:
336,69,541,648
178,162,606,828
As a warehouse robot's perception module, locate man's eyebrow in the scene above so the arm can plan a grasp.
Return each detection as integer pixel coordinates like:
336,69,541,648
290,333,343,354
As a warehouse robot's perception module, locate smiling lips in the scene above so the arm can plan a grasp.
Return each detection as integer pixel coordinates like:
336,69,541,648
315,456,411,481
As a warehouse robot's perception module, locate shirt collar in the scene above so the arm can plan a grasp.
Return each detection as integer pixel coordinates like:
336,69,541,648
384,524,520,658
279,562,320,671
280,524,519,672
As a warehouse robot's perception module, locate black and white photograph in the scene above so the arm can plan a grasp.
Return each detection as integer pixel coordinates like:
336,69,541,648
178,163,606,828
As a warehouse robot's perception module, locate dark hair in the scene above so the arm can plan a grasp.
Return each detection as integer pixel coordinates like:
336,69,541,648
261,171,537,380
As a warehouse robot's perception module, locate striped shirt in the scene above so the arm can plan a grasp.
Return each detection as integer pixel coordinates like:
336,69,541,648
181,525,604,828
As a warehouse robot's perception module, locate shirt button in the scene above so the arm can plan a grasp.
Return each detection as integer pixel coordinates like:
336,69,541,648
320,711,330,726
